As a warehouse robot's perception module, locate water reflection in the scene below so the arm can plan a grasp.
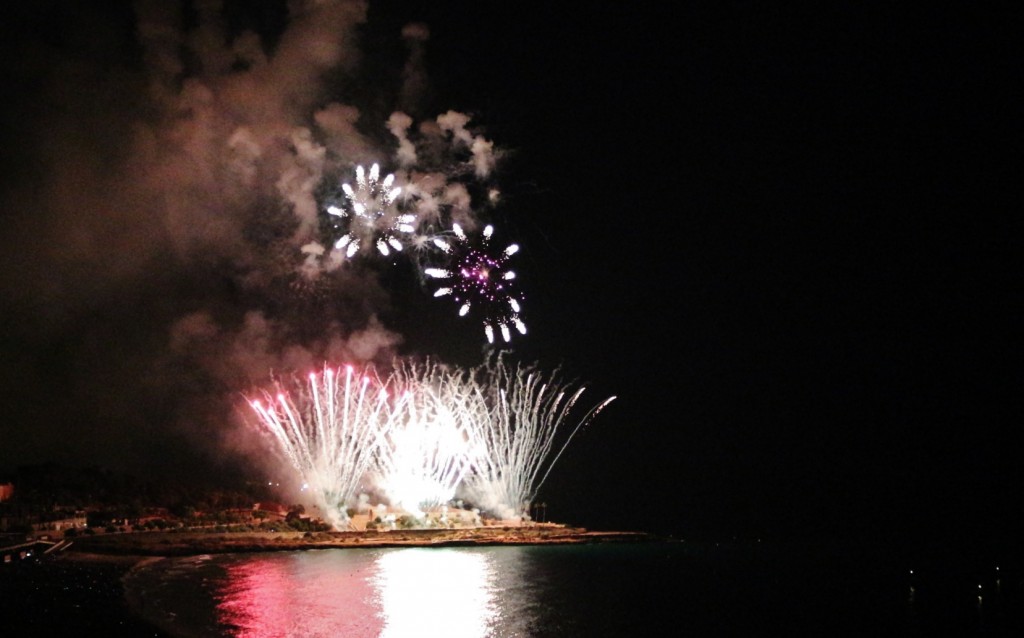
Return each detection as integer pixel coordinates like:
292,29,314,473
127,542,1024,636
374,549,496,638
212,548,499,637
217,551,381,637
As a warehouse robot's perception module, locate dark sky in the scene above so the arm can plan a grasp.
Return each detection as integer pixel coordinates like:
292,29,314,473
0,2,1017,542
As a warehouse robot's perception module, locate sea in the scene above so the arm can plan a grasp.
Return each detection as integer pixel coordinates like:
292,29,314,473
120,538,1024,637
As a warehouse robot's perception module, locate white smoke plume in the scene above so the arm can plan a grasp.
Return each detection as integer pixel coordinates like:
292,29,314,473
0,1,505,480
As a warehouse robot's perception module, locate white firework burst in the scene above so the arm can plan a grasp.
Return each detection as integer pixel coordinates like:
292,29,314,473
326,163,416,258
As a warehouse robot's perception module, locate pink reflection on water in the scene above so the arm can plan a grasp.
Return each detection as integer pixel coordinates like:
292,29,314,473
214,549,497,637
216,552,381,637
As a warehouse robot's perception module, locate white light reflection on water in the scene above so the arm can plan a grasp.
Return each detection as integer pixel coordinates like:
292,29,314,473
373,549,496,638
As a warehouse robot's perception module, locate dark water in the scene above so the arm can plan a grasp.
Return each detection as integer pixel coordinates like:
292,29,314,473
122,540,1024,637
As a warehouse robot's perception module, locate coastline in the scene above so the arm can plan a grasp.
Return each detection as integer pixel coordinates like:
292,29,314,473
64,524,659,557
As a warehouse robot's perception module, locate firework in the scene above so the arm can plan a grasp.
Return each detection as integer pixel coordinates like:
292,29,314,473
371,359,481,515
326,163,416,258
457,354,617,519
246,364,408,528
245,356,615,527
425,223,527,344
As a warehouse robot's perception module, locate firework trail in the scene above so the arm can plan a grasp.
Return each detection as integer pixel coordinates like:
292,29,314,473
457,354,617,520
326,163,417,259
372,406,476,515
364,359,476,514
246,363,408,529
247,355,614,526
425,223,527,344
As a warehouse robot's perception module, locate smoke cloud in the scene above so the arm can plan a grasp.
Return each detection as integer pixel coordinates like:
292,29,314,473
0,1,503,481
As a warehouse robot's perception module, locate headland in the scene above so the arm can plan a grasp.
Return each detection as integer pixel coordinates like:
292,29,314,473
63,524,657,557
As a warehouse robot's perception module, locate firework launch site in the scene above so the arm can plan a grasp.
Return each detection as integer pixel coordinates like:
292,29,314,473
58,523,654,558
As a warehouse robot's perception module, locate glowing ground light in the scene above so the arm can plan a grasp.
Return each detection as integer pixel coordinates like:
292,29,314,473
425,223,526,343
326,163,415,258
374,415,475,515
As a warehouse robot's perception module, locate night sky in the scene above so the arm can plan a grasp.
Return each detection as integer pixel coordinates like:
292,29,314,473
0,2,1017,543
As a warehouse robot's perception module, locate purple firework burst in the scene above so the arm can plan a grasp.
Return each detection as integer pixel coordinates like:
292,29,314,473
425,223,527,344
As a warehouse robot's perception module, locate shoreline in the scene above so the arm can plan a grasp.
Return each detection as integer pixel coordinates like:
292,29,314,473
62,524,660,558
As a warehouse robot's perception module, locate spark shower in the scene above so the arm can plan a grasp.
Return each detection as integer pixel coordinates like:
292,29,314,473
247,355,616,529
